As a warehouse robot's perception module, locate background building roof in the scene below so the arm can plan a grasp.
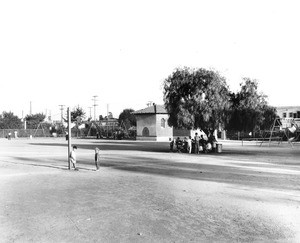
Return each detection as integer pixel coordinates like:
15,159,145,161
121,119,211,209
134,105,168,115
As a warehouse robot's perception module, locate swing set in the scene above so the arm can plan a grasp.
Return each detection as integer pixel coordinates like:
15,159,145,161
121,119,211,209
260,118,300,147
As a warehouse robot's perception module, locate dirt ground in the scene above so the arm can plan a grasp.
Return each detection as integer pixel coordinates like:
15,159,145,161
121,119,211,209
0,138,300,242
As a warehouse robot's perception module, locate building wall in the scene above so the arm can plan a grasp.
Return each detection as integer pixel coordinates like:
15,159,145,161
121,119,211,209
155,114,173,141
173,128,207,140
136,114,156,140
173,128,191,138
276,106,300,119
136,114,173,141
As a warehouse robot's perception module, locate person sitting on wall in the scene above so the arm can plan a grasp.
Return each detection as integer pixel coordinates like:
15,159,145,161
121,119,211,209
183,137,189,153
170,138,175,152
194,133,200,154
207,133,217,152
176,137,183,152
199,135,207,153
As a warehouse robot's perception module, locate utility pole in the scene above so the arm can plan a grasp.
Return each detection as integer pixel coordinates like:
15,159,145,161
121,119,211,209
67,107,71,170
59,105,65,123
92,95,98,121
88,107,92,119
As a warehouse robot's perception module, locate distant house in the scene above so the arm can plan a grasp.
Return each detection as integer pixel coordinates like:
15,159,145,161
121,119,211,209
134,104,172,141
276,106,300,119
134,104,203,141
276,106,300,129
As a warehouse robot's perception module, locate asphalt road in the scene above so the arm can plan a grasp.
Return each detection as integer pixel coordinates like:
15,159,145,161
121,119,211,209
0,138,300,242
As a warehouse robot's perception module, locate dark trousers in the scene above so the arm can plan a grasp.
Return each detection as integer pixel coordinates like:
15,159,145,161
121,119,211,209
194,143,199,154
95,154,100,170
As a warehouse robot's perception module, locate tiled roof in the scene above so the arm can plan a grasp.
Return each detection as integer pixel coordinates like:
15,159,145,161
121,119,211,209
134,105,168,114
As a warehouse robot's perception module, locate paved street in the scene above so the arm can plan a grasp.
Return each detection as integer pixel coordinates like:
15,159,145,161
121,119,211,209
0,138,300,242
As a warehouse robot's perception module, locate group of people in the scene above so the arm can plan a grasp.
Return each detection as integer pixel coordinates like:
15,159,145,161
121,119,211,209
69,146,101,171
6,131,18,140
170,131,217,154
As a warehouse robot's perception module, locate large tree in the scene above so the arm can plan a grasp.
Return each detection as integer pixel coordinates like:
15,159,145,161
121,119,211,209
118,109,136,130
227,78,276,132
0,112,22,129
163,67,231,131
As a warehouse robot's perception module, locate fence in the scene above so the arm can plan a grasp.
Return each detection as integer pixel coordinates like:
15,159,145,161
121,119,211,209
0,129,52,138
0,129,84,139
226,131,263,140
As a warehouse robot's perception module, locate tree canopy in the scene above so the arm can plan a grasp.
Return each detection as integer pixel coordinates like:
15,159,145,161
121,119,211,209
226,78,277,132
0,112,22,129
25,113,46,129
163,67,231,131
118,108,136,130
71,106,86,123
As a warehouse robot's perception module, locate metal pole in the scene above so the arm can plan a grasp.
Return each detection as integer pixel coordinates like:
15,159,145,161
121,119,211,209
92,95,98,121
59,105,64,123
88,107,92,119
68,107,72,170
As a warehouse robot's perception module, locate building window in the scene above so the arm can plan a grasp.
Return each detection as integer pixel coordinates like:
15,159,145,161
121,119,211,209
142,127,149,137
297,111,300,118
289,112,293,118
161,118,166,128
283,113,287,118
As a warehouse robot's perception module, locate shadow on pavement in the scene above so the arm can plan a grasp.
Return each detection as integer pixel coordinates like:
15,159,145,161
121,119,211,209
23,141,300,191
30,141,170,153
4,158,69,171
29,141,300,166
93,155,300,191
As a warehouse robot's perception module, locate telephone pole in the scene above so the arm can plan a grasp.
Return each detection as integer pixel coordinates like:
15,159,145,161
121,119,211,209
88,107,92,119
59,105,65,123
92,96,98,121
67,107,71,170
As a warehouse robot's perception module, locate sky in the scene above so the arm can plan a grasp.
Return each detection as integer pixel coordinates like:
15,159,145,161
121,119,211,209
1,0,299,121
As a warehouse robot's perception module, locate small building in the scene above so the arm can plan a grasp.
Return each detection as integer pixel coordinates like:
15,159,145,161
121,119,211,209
276,106,300,119
276,106,300,128
134,104,204,141
134,104,172,141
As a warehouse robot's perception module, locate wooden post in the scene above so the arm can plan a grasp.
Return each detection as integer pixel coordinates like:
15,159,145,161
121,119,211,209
68,107,72,170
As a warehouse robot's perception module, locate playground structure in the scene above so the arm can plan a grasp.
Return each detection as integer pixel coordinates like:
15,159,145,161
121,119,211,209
86,121,103,138
85,120,134,139
260,118,300,147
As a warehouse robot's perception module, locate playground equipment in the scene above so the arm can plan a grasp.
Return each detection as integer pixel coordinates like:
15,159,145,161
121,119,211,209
33,122,48,137
86,121,102,138
261,118,300,147
283,119,300,147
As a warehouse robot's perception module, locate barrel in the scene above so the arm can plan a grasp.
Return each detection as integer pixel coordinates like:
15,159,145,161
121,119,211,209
216,143,222,153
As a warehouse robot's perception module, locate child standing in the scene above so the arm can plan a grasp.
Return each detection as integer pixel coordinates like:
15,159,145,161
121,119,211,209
95,147,101,171
70,146,78,171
